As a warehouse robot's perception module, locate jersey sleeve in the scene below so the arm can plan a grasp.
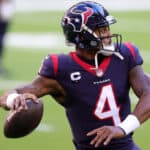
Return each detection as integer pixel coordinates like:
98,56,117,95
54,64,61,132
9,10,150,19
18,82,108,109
123,42,143,71
38,54,58,79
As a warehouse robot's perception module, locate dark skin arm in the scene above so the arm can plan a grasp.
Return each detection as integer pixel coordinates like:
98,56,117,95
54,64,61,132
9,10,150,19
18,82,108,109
130,66,150,123
0,75,67,110
87,65,150,147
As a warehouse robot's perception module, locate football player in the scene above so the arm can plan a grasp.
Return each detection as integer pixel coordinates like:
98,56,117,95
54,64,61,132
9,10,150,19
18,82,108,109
1,1,150,150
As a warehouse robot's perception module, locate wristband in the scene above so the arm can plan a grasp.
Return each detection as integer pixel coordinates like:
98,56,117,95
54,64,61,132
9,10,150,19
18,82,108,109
117,114,140,135
6,93,20,108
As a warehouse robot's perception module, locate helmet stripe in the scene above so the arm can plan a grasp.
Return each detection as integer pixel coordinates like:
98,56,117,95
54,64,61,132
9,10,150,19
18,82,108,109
82,7,93,24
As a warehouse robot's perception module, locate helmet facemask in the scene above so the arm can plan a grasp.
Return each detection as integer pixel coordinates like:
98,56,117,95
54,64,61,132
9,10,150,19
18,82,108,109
98,33,123,60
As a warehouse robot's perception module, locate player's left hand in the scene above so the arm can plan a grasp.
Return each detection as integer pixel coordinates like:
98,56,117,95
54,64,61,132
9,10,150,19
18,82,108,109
86,126,125,148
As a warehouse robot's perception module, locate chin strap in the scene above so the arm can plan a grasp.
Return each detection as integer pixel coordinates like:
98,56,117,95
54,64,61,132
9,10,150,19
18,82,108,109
100,49,124,60
91,44,124,77
101,44,124,60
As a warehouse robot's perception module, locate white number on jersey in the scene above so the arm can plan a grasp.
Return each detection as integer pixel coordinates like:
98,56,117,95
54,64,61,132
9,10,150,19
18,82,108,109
94,84,121,126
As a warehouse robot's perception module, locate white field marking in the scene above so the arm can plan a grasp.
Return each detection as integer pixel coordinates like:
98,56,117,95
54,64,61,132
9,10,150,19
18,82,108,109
4,33,150,55
35,123,56,133
4,33,70,49
0,80,29,90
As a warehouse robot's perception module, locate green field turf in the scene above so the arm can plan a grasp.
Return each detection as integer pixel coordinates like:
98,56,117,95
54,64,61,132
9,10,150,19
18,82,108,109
0,10,150,150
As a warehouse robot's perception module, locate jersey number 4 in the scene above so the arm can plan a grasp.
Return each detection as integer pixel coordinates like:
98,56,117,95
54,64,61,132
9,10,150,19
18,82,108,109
94,84,121,126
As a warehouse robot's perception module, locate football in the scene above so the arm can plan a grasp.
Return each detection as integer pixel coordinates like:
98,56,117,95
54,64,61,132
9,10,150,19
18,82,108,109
4,99,43,138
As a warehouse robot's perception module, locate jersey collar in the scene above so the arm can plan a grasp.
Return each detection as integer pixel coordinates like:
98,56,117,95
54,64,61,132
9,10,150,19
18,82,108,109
70,52,111,76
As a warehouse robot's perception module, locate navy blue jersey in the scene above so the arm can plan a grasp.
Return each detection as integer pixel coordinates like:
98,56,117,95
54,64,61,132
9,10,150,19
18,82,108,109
39,42,143,150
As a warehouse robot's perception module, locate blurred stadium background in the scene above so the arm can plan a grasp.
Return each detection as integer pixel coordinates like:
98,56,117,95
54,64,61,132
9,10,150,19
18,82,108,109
0,0,150,149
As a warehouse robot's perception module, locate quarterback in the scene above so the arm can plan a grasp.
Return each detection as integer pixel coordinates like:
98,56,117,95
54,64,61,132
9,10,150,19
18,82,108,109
1,1,150,150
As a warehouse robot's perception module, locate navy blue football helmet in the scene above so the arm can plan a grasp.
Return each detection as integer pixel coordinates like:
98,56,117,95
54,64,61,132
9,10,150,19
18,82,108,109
61,1,122,54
